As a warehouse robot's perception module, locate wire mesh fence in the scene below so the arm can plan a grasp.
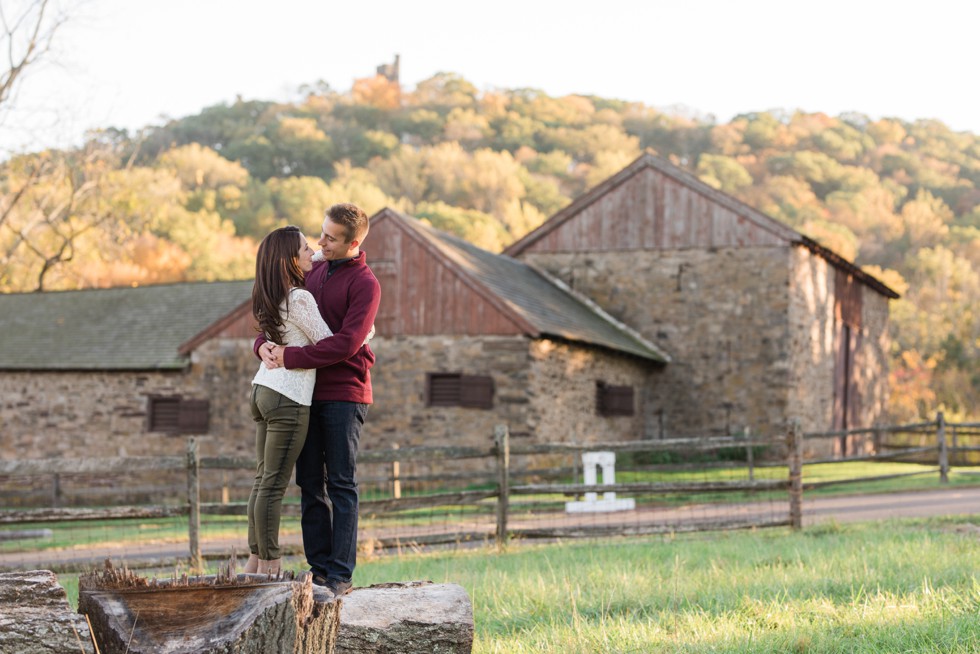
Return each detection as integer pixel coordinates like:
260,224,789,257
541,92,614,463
1,415,973,573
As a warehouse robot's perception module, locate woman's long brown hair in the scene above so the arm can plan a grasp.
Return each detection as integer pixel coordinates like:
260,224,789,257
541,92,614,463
252,226,307,344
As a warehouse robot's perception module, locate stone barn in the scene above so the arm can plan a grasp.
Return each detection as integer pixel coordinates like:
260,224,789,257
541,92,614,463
504,153,899,441
364,208,669,450
0,214,670,461
0,281,259,462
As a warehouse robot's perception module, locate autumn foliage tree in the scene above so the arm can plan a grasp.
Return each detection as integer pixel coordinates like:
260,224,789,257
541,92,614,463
1,67,979,419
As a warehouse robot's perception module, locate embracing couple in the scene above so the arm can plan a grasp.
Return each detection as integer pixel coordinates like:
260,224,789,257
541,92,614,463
245,202,380,599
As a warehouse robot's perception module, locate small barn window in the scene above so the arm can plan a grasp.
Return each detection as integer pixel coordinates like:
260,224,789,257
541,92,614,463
596,382,634,417
426,373,494,409
178,399,211,434
148,397,180,432
148,396,211,434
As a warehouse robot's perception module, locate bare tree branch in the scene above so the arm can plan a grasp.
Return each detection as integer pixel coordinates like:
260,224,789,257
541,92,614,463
0,143,117,291
0,153,43,229
0,0,67,111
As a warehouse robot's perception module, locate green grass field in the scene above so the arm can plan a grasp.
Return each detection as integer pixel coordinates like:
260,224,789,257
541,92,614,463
18,460,980,652
354,517,980,653
58,516,980,653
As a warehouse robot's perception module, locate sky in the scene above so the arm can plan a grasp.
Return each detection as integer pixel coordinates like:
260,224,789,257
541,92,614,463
1,0,976,153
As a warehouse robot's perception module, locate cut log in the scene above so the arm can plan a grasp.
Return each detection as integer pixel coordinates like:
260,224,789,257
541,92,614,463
77,561,341,654
0,569,96,654
336,581,474,653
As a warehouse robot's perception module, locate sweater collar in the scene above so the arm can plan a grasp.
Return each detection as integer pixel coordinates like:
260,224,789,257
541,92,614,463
326,250,365,274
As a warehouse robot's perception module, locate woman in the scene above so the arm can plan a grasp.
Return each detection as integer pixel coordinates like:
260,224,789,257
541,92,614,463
245,225,333,576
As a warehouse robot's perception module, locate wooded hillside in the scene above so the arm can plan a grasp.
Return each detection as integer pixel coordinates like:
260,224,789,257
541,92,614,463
1,72,977,422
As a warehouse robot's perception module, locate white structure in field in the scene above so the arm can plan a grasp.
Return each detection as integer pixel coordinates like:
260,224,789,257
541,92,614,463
565,451,636,513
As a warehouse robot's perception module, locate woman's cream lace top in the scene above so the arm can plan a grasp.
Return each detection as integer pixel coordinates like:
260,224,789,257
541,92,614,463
251,288,333,405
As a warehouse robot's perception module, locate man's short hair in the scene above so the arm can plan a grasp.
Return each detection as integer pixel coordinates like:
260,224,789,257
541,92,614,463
326,203,370,243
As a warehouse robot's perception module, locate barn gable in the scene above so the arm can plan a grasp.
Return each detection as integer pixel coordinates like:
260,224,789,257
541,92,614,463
178,300,255,355
368,208,668,362
370,209,532,337
505,153,898,300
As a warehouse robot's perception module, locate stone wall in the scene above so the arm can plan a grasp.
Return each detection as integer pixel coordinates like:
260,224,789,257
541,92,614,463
1,368,194,461
786,247,838,433
1,331,655,465
366,334,658,449
786,247,891,434
366,335,532,452
525,245,893,439
526,339,657,443
188,338,263,458
855,289,890,426
0,339,257,463
523,247,797,438
0,340,260,504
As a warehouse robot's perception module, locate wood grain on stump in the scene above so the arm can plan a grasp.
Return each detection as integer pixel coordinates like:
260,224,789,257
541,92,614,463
77,562,340,654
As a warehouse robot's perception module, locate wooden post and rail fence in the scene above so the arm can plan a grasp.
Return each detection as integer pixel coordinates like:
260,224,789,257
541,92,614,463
1,413,978,569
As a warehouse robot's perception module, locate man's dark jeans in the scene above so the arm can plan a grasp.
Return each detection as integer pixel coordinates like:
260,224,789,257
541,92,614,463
295,400,368,582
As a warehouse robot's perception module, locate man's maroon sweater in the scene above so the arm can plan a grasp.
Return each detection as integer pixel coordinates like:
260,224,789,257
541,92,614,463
253,251,381,404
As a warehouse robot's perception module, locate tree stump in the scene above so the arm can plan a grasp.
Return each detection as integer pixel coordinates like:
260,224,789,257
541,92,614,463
77,562,341,654
336,581,474,653
0,569,96,654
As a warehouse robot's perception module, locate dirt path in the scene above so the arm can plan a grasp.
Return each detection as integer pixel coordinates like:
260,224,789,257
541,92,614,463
801,487,980,525
4,487,980,570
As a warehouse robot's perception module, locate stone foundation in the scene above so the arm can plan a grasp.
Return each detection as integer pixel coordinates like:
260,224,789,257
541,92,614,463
523,245,890,437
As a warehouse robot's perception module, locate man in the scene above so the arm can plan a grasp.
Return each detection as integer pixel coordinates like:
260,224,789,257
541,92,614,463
256,202,380,598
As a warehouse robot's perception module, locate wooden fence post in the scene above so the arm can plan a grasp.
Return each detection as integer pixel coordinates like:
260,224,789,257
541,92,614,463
787,420,803,531
221,471,230,505
495,425,510,547
572,451,581,500
938,411,949,484
186,437,203,571
951,424,959,463
50,473,61,508
390,443,402,499
743,427,755,481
